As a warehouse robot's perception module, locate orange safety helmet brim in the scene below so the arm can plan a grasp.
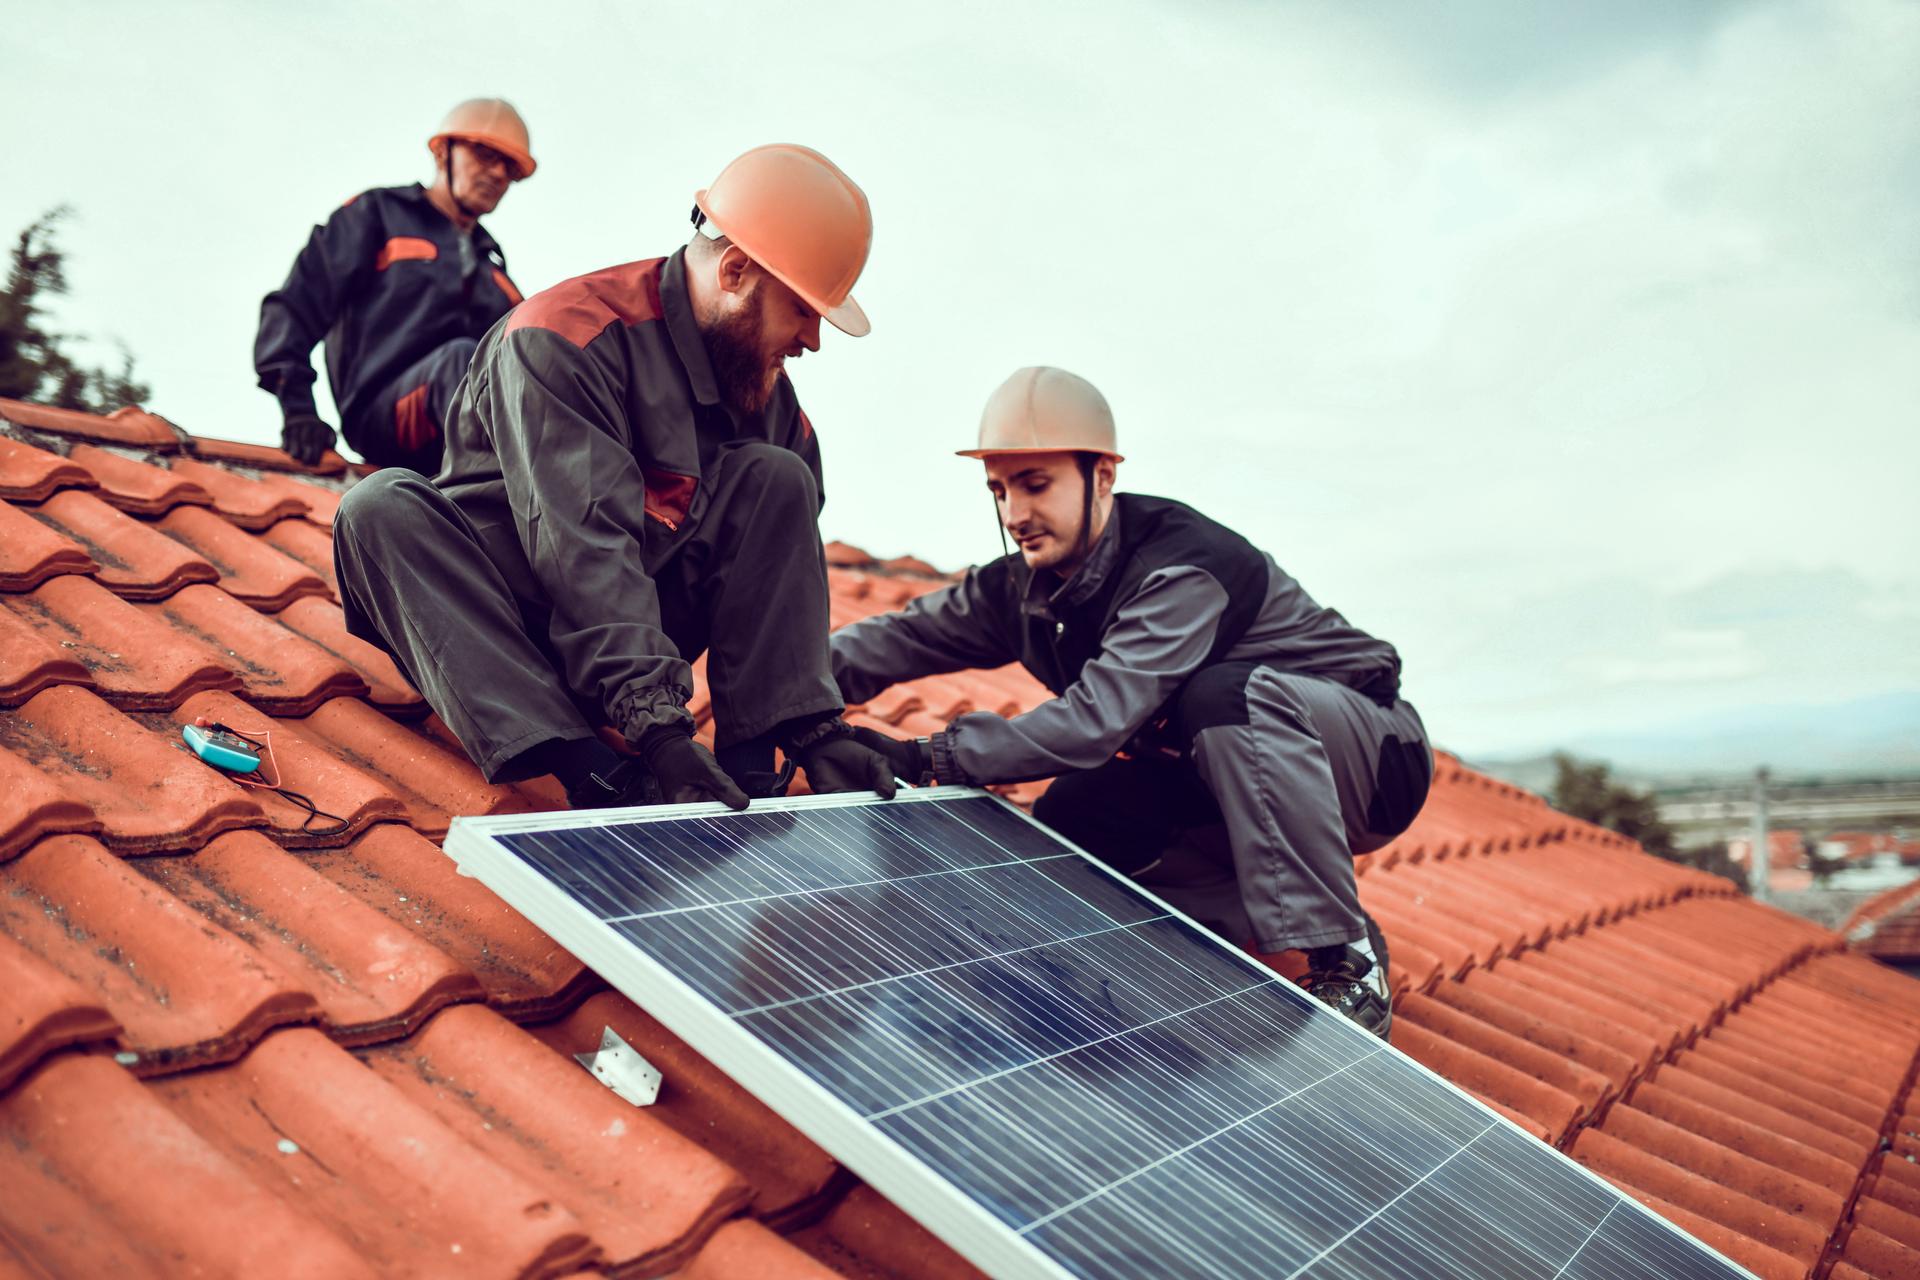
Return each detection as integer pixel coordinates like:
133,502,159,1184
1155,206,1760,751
958,366,1124,461
428,98,536,180
693,144,873,337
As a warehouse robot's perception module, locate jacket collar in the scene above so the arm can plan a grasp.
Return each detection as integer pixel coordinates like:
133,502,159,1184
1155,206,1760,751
1020,498,1124,618
661,248,721,407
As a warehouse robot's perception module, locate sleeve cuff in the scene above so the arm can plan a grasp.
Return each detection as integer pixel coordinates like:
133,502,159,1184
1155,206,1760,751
613,683,694,745
930,729,971,786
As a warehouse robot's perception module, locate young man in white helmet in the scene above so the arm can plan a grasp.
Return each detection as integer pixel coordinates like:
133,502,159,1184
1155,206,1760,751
333,145,896,811
832,367,1433,1036
256,99,535,471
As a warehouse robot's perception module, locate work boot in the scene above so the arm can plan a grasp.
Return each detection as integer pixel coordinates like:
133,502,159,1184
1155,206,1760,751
1302,944,1392,1039
566,757,662,809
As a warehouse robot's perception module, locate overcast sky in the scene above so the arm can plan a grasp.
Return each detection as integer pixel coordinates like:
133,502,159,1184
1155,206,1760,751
7,0,1916,767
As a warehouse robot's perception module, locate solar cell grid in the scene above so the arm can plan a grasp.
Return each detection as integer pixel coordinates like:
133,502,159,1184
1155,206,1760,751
449,788,1753,1280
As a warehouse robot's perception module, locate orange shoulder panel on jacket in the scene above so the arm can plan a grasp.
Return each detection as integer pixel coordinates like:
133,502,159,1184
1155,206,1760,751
374,237,439,271
506,258,664,349
491,269,523,305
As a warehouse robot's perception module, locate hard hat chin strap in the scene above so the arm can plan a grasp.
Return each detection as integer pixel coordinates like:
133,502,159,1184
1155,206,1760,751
446,143,481,220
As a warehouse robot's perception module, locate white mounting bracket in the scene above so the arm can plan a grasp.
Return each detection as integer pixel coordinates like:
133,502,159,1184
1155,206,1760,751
574,1025,663,1107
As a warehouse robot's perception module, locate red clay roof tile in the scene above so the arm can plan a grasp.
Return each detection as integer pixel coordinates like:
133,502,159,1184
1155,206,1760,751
141,583,367,714
276,595,427,716
0,435,93,502
1602,1180,1808,1280
28,488,218,599
154,505,328,610
0,834,318,1073
1396,991,1614,1118
165,456,311,529
3,574,239,709
252,469,345,526
678,1219,848,1280
1679,1038,1887,1132
0,398,180,449
361,1003,752,1275
0,497,98,591
257,515,341,597
281,698,555,839
0,685,264,856
532,991,842,1225
1624,1080,1860,1201
1600,1103,1844,1229
0,601,93,707
0,1052,372,1278
66,442,212,515
150,689,407,847
150,1026,601,1276
1492,950,1690,1057
0,930,119,1092
188,433,348,475
1570,1127,1828,1266
138,828,482,1043
1426,973,1643,1090
1841,1224,1920,1279
301,824,592,1019
790,1184,990,1280
1647,1060,1875,1166
1389,1016,1585,1142
1857,1198,1920,1253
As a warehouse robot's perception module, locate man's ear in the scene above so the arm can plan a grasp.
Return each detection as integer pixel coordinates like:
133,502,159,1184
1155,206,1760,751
1095,456,1118,499
715,244,757,295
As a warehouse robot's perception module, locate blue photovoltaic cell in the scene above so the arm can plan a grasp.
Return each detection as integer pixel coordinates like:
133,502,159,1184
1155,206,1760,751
476,792,1749,1280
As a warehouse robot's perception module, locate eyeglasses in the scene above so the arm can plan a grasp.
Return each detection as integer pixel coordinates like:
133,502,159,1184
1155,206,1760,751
460,141,512,175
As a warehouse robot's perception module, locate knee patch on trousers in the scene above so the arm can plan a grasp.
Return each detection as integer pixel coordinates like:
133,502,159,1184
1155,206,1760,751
1367,736,1434,838
1171,660,1261,743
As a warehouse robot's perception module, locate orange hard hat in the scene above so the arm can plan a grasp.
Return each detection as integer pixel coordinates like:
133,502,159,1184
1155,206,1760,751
959,367,1125,461
428,98,536,180
693,144,872,337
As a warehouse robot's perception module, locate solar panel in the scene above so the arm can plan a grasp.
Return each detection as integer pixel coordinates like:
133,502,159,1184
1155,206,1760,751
447,787,1753,1280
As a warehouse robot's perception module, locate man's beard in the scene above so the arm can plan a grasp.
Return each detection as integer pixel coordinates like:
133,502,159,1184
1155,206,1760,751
703,295,779,414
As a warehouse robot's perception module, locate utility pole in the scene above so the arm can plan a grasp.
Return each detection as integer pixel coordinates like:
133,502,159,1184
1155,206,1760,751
1750,766,1770,903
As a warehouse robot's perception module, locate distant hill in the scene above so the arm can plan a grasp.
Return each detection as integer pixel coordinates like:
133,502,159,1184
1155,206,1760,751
1469,690,1920,790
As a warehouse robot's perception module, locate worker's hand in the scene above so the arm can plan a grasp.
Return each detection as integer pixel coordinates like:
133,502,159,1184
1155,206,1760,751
848,726,934,788
789,721,898,799
281,413,336,466
637,729,749,810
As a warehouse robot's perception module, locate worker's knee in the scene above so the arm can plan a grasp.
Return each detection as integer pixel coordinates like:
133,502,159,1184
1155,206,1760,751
335,468,445,552
718,440,817,510
1171,661,1263,744
1033,769,1105,838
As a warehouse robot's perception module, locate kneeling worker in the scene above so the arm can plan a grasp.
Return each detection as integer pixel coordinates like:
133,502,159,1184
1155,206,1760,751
255,99,535,471
832,367,1433,1035
334,145,897,810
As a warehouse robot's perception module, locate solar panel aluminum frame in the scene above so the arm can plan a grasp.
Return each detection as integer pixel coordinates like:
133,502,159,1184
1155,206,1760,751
445,786,1754,1280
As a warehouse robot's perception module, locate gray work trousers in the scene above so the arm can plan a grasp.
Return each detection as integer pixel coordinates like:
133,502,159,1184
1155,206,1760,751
332,441,842,781
1033,663,1432,954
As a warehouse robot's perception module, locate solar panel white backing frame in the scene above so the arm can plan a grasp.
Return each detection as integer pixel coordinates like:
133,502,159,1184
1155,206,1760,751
445,786,1755,1280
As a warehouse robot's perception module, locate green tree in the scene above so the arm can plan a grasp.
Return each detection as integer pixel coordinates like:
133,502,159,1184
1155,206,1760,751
1549,752,1678,859
1546,753,1750,892
0,207,150,411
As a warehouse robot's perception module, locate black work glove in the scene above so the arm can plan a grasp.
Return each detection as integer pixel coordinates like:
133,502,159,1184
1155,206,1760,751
784,718,898,799
281,413,336,466
849,726,934,787
636,727,749,810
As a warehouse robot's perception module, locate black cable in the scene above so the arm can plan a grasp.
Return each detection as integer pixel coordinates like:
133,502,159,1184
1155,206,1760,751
270,787,352,837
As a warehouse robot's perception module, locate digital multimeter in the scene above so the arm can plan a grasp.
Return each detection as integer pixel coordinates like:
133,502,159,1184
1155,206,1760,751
183,722,263,773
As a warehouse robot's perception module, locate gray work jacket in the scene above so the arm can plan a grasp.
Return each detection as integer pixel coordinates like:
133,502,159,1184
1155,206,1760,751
436,249,824,741
831,494,1403,784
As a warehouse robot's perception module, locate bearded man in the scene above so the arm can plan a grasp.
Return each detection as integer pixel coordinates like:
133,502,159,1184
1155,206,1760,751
331,145,897,810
